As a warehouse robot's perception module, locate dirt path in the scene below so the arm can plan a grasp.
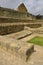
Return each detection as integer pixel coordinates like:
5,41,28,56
0,45,43,65
0,33,43,65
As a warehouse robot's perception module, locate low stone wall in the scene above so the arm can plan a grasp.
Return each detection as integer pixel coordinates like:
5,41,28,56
24,26,43,34
26,24,42,28
0,25,24,35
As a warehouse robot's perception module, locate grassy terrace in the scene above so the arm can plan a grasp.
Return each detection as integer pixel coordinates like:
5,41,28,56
27,36,43,46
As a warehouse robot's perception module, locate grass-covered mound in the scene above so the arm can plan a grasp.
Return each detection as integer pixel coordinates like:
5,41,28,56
27,36,43,46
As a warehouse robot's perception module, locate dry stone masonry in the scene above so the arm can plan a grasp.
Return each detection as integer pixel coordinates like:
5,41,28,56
0,3,43,62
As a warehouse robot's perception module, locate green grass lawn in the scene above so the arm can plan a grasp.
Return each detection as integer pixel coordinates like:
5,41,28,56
27,36,43,46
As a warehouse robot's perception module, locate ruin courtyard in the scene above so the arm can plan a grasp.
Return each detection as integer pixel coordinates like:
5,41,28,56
0,3,43,65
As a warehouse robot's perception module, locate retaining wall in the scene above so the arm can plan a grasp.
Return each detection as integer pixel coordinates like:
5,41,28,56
0,18,43,23
0,25,24,35
0,18,43,35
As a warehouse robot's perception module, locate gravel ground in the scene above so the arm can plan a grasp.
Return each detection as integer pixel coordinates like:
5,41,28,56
0,45,43,65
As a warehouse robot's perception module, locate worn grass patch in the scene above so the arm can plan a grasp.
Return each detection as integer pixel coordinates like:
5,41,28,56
27,36,43,46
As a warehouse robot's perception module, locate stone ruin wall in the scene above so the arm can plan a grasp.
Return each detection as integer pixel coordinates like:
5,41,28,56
0,7,27,35
0,24,24,35
0,7,43,35
0,17,43,23
0,7,27,18
0,18,43,35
